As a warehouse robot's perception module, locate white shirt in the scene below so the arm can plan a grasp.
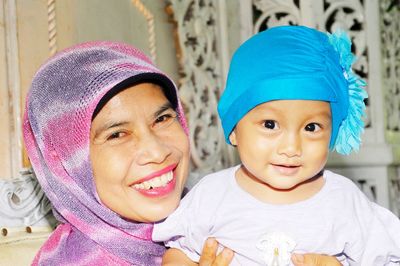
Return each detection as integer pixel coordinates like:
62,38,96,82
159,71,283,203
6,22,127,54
153,166,400,265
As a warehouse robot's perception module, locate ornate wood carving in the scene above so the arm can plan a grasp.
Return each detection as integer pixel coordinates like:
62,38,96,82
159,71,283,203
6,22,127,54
252,0,301,32
0,169,54,227
320,0,370,127
166,0,235,183
354,178,377,202
389,169,400,216
389,170,400,217
381,0,400,133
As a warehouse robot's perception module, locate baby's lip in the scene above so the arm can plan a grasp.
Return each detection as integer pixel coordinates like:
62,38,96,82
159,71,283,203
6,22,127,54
129,163,177,186
272,163,301,168
271,163,301,175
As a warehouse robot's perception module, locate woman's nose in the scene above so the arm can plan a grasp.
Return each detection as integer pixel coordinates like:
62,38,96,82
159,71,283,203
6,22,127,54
277,132,301,157
135,132,172,165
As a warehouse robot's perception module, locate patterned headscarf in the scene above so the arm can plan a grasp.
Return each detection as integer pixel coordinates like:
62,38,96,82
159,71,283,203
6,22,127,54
23,41,188,265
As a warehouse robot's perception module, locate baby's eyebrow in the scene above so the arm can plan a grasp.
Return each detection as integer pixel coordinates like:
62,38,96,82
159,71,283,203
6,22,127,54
313,111,331,119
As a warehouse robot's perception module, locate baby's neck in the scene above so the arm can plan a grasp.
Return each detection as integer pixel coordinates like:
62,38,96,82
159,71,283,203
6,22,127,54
235,167,325,205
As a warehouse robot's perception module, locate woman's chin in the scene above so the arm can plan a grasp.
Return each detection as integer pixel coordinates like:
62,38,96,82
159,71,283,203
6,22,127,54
128,197,182,223
135,207,178,223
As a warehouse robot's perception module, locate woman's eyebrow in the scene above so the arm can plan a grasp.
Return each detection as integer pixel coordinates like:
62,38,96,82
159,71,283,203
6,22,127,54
153,102,174,118
93,121,128,138
93,102,174,138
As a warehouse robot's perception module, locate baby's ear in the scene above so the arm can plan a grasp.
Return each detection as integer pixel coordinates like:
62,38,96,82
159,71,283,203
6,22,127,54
229,130,237,146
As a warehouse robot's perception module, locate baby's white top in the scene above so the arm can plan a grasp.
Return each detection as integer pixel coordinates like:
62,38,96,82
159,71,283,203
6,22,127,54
153,166,400,265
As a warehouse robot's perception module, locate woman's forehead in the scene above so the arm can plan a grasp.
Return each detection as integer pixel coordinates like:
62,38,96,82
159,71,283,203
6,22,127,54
103,83,166,108
92,84,171,122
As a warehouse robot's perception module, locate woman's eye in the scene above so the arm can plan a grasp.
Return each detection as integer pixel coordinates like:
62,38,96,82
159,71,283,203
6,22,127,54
305,123,321,132
155,114,171,123
263,120,278,130
155,113,177,125
107,131,126,140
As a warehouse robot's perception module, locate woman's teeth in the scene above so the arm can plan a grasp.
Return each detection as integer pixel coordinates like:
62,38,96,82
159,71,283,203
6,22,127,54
132,171,173,190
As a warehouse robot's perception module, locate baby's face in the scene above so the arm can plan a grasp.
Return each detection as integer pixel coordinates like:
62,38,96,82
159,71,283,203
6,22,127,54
90,83,190,222
229,100,331,200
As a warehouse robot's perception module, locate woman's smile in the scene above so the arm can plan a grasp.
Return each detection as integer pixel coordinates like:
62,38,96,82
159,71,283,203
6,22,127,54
130,164,178,197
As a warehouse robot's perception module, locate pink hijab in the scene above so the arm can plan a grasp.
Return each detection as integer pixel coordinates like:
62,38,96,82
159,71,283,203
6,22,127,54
23,41,188,265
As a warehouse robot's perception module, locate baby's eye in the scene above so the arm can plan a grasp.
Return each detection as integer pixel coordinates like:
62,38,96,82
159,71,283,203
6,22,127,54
263,120,279,130
107,131,126,140
305,123,322,132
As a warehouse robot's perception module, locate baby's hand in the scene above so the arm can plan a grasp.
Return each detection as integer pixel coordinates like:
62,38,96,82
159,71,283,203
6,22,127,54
199,238,234,266
291,253,342,266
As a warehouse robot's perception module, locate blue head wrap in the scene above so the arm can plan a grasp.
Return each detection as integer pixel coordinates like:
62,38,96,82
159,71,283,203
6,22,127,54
217,25,367,155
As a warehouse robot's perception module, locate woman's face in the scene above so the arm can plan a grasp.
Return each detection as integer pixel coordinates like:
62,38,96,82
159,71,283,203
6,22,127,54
90,83,190,222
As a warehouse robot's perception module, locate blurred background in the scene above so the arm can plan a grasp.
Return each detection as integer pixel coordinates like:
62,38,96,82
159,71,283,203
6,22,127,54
0,0,400,263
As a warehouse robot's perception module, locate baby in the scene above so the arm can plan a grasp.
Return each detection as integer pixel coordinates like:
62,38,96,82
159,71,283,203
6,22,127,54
153,26,400,265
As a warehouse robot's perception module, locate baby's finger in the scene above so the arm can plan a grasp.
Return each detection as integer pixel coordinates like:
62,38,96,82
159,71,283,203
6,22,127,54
291,253,342,266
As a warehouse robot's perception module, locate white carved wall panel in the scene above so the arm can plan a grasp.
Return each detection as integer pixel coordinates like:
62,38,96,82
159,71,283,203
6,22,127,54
390,167,400,216
320,0,370,127
380,0,400,215
381,0,400,134
0,170,55,228
252,0,301,30
166,0,235,185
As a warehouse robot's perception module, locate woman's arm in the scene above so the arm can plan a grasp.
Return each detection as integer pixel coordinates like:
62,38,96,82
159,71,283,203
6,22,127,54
162,248,197,266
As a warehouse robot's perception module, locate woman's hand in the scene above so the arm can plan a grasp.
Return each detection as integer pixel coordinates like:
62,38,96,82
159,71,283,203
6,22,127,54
291,253,342,266
199,238,233,266
161,238,233,266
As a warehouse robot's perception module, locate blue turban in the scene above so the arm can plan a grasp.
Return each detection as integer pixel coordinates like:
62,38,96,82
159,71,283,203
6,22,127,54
217,25,367,155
